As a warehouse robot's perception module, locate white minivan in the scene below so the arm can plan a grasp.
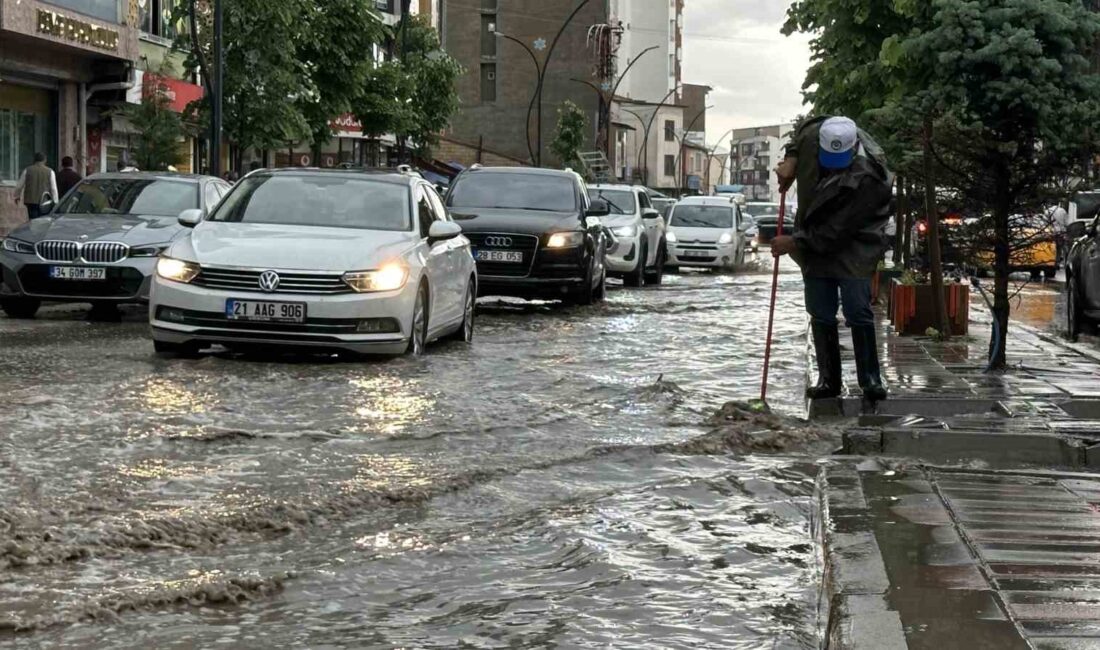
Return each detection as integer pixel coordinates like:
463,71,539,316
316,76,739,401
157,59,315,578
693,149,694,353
665,196,751,271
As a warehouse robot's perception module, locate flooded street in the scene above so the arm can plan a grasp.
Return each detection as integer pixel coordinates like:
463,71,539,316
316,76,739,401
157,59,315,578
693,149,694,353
0,261,828,649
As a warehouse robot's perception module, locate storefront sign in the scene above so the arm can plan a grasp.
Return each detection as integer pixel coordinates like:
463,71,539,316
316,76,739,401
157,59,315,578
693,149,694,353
143,73,204,113
329,113,363,133
37,9,119,52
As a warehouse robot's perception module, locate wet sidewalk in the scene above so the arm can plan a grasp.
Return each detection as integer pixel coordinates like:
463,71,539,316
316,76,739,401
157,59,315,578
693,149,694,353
814,307,1100,648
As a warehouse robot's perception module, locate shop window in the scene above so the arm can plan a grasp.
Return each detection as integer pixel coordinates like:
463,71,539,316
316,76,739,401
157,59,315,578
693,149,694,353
47,0,119,23
139,0,184,40
0,86,56,183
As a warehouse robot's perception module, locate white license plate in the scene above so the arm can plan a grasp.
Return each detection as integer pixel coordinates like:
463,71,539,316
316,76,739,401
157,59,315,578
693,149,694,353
476,250,523,263
49,266,106,280
682,250,713,258
225,299,306,323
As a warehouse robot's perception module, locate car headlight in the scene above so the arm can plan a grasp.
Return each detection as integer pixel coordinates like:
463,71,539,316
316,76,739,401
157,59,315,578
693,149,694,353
131,244,170,258
666,231,677,243
343,263,409,293
547,232,584,248
156,257,201,283
718,232,734,245
612,225,637,238
1,238,34,254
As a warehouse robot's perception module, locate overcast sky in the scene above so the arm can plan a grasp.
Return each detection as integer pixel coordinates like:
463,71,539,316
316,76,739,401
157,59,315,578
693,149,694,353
682,0,812,149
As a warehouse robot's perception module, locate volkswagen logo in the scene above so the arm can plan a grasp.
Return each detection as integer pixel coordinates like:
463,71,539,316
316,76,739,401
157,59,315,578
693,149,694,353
258,270,281,292
484,236,513,248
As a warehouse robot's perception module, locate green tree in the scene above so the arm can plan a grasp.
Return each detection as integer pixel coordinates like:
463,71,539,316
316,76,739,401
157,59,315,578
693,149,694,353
294,0,386,159
116,86,188,171
884,0,1100,367
353,15,463,160
550,100,587,171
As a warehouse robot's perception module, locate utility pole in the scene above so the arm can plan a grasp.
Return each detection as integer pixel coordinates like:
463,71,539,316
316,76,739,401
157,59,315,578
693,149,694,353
209,0,223,176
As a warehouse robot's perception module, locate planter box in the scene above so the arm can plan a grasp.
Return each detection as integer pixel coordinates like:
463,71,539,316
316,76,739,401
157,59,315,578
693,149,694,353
889,279,969,336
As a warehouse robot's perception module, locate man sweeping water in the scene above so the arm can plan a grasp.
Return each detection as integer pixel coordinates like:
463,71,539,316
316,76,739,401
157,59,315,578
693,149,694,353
770,116,893,404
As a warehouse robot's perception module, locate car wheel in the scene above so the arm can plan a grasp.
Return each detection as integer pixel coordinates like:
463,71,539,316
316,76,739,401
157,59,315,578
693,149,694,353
624,240,647,287
1044,267,1057,279
406,282,429,356
0,297,41,319
594,262,607,302
153,339,201,358
645,240,666,285
447,277,476,344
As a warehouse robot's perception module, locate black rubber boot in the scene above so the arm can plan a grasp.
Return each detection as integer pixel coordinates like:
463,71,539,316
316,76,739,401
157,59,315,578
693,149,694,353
851,324,887,402
806,322,842,399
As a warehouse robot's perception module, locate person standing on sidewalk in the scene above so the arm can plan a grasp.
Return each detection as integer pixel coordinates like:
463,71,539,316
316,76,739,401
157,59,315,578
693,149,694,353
771,117,894,402
57,156,82,198
12,153,59,220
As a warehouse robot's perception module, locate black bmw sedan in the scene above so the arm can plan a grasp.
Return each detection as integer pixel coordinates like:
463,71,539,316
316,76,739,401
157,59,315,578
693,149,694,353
445,167,610,305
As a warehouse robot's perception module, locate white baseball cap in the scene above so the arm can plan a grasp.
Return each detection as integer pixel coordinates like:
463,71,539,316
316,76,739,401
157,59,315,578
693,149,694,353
819,117,858,169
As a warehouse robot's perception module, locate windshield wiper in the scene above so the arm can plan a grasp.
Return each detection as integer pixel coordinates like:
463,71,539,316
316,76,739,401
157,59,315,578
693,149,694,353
600,197,626,214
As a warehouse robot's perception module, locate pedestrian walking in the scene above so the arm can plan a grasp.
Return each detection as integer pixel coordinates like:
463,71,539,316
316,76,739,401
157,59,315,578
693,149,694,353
771,117,894,403
12,153,59,220
57,156,82,198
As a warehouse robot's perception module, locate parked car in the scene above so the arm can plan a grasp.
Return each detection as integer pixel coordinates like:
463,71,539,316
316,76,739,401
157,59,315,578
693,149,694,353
150,168,476,356
665,196,751,271
445,167,610,304
589,183,667,286
912,213,1056,280
743,202,782,243
1065,216,1100,340
652,197,677,220
0,172,231,319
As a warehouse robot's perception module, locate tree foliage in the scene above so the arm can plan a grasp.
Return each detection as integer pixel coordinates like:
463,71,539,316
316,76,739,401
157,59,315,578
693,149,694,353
353,14,464,157
550,101,587,170
115,86,188,171
785,0,1100,368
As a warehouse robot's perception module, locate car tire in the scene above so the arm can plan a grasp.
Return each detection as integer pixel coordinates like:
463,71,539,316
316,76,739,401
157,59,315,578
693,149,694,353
446,277,476,344
569,257,602,306
1044,267,1057,279
406,282,429,356
645,240,666,285
0,297,41,319
594,264,607,301
153,339,201,358
1068,276,1092,342
624,240,647,288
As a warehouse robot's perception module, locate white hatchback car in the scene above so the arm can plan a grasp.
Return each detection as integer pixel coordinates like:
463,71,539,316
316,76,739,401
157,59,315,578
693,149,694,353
665,196,751,270
150,169,477,356
589,184,667,286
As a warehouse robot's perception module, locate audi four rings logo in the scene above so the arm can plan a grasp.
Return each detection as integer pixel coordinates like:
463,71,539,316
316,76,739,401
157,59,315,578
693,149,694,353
258,270,281,292
484,236,513,247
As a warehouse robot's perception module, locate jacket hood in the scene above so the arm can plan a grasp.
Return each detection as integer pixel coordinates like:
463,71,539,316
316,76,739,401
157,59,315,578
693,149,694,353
171,222,417,272
449,207,582,234
9,213,186,246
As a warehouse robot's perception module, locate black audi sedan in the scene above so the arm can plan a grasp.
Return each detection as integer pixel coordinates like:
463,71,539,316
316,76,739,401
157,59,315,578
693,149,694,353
445,167,610,305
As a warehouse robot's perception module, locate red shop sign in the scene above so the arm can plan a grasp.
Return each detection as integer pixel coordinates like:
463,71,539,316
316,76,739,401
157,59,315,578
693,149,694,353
143,72,204,113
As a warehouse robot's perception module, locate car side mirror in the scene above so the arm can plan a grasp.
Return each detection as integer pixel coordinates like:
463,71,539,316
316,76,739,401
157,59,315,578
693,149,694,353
39,193,55,215
738,219,752,232
428,221,462,244
642,208,660,220
178,208,204,228
1068,220,1089,240
587,199,610,217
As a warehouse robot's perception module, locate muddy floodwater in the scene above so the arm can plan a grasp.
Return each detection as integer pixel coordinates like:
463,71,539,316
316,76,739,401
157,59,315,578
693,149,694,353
0,261,827,649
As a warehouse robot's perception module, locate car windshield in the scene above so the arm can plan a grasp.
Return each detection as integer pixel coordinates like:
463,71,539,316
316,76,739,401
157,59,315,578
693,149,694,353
746,204,780,218
448,173,576,212
671,205,734,228
592,189,636,215
209,175,411,231
55,178,198,217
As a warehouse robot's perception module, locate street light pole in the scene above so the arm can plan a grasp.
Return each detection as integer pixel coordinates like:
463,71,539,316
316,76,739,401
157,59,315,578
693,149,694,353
672,104,713,194
209,0,223,176
569,44,658,167
638,85,681,187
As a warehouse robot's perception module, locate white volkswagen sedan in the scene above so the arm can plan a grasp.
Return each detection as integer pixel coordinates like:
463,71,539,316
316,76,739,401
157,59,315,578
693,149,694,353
150,169,476,357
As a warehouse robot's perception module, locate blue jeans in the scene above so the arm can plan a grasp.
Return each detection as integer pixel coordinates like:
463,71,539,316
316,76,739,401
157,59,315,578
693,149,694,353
804,276,874,327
